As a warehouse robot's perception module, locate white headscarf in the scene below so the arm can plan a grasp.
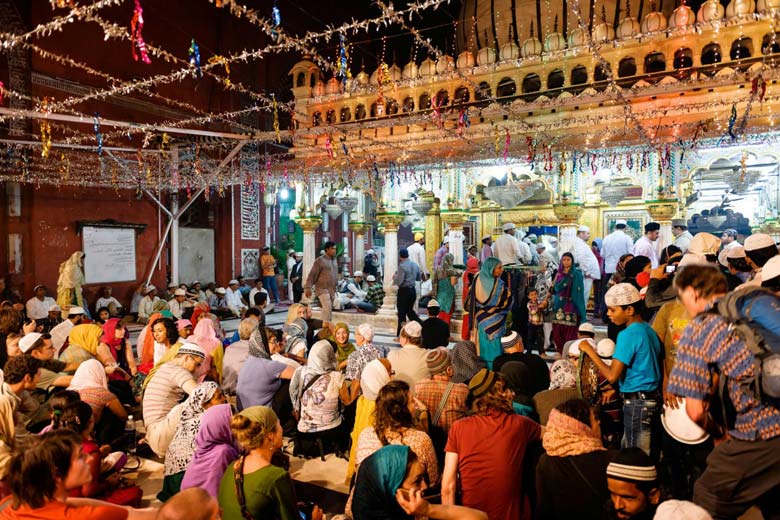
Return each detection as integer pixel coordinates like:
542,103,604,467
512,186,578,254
67,359,108,391
360,359,390,401
307,340,337,375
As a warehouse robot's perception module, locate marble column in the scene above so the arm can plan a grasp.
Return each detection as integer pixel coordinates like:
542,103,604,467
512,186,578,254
349,222,368,274
295,217,322,299
424,199,442,274
647,200,678,255
376,213,406,317
553,203,585,256
441,210,470,318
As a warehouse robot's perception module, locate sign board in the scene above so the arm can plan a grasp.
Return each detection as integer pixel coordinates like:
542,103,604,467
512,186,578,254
82,226,137,284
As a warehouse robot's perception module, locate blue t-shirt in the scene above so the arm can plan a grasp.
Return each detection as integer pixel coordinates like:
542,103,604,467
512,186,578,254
613,321,662,393
236,356,289,410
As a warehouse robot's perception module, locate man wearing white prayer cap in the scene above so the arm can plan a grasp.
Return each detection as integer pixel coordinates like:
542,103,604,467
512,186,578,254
494,222,532,266
741,233,779,288
571,225,601,311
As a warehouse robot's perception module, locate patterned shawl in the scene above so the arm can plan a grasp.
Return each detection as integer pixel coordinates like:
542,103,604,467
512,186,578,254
542,408,606,457
164,382,220,476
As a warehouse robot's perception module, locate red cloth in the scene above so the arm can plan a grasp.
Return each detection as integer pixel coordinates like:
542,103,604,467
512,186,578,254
0,498,127,520
461,257,480,340
446,411,541,520
190,302,211,327
100,318,124,349
69,440,141,508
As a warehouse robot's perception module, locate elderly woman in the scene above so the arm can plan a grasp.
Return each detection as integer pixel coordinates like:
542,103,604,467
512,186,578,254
289,340,351,457
465,257,512,368
345,323,384,397
433,254,462,325
159,382,226,501
222,318,258,395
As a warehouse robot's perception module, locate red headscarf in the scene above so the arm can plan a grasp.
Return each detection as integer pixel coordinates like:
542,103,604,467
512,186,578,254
100,318,125,348
190,302,211,327
139,312,164,370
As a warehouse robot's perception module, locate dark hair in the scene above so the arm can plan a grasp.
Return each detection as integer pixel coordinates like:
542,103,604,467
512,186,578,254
618,299,646,318
616,223,627,229
260,327,279,351
56,401,93,434
727,256,752,273
0,308,22,334
471,373,515,415
254,291,268,306
245,307,262,318
625,256,652,278
323,241,337,250
427,305,440,317
4,355,41,384
153,317,179,345
659,245,682,265
48,390,81,430
373,381,414,445
95,307,110,324
555,398,593,427
8,430,82,509
674,265,728,299
528,288,538,294
746,244,778,268
24,334,46,354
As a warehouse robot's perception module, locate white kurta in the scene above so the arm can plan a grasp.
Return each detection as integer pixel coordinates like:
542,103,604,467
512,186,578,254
406,242,429,276
573,238,601,280
493,233,522,265
673,231,693,254
633,236,660,268
601,230,635,274
25,296,57,320
50,319,75,353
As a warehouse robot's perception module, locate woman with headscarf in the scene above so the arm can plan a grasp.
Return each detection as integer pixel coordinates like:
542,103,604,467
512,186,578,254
282,317,308,363
450,341,486,384
329,322,356,368
465,257,512,368
499,361,538,419
181,403,238,498
67,359,127,445
218,406,323,520
190,301,211,328
137,313,166,374
551,252,585,353
98,318,136,406
289,340,351,457
56,251,86,311
532,360,580,425
536,399,608,520
607,254,634,290
236,327,296,415
353,445,487,520
346,358,392,484
192,318,224,384
61,323,121,376
433,254,461,325
460,256,481,340
159,382,225,501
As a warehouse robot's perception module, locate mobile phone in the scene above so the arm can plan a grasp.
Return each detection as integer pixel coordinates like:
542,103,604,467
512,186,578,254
665,265,676,273
298,502,315,520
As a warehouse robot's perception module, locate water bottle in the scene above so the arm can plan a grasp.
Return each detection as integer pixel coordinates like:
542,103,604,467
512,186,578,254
125,415,136,454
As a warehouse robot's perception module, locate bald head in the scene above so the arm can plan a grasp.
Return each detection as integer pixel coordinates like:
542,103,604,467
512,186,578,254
157,488,220,520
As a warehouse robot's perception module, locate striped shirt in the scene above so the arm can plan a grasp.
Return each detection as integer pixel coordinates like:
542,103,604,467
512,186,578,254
142,362,194,426
668,313,780,441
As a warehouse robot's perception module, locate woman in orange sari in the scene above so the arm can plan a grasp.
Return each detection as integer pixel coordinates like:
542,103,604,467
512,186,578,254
461,256,480,340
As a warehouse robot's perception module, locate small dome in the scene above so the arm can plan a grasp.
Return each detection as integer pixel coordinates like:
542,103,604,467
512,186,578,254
641,9,668,32
669,4,696,28
477,45,497,65
725,0,756,17
419,57,436,77
593,21,616,42
436,54,455,74
457,51,476,69
568,27,587,48
544,32,566,52
313,80,326,97
355,69,369,86
325,77,341,95
388,63,402,82
617,16,641,38
757,0,780,11
500,41,520,61
402,61,418,79
697,0,725,21
521,37,542,58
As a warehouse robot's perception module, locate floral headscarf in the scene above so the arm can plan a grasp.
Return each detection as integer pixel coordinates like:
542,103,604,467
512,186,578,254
164,382,220,476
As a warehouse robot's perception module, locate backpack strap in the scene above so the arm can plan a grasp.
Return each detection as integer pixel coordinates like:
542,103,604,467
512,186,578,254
432,382,456,427
295,373,324,412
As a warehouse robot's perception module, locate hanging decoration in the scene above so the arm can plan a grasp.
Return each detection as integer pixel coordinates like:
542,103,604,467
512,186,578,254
93,113,103,155
504,129,510,161
50,0,74,8
431,92,443,128
59,152,70,180
207,55,230,85
209,0,224,6
130,0,152,64
271,1,281,41
494,127,500,156
457,107,469,137
324,134,334,159
39,98,52,159
272,94,280,143
336,34,351,88
0,81,4,105
188,39,202,79
727,104,738,140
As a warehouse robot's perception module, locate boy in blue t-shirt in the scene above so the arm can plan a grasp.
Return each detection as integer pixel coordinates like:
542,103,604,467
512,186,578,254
579,283,662,458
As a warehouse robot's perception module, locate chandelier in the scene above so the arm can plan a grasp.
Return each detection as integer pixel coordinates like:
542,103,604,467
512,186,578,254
727,170,761,194
484,179,543,209
324,203,344,219
600,185,628,206
336,196,358,213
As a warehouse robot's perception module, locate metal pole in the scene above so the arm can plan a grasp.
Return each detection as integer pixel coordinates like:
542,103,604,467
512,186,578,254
171,147,180,285
231,184,236,279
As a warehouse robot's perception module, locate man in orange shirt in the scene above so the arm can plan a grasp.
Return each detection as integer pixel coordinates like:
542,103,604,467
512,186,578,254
260,246,280,304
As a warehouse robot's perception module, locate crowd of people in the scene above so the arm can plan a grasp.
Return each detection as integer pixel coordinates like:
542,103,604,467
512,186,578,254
0,221,778,520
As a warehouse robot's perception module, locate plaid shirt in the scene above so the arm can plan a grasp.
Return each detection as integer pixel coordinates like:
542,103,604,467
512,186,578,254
413,378,469,432
345,344,383,382
366,284,385,307
669,313,780,441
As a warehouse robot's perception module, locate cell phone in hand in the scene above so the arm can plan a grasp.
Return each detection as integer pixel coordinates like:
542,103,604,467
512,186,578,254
298,502,316,520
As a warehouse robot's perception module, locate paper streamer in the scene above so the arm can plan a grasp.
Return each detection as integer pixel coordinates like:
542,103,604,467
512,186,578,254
130,0,152,64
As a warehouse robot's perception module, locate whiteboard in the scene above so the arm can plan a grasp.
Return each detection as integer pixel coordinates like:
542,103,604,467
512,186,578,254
82,226,137,284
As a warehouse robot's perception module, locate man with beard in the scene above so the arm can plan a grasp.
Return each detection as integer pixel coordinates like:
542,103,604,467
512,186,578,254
605,448,661,520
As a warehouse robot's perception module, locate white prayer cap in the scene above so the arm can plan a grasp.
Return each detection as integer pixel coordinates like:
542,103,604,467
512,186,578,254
19,333,43,353
578,323,595,334
367,249,375,254
615,219,628,226
228,279,239,286
502,222,516,231
654,500,712,520
67,306,85,316
366,275,376,282
216,287,226,294
597,339,616,358
174,288,186,296
48,304,61,312
168,282,177,288
144,285,156,294
354,271,363,277
177,342,206,359
578,225,590,233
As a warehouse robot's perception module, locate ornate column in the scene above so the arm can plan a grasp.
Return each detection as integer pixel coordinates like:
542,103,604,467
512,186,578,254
553,202,584,256
295,217,323,291
647,200,678,254
441,210,470,317
376,213,406,317
424,199,442,274
349,222,369,273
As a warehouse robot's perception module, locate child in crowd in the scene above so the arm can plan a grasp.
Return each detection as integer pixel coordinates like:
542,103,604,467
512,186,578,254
39,389,81,434
526,289,547,354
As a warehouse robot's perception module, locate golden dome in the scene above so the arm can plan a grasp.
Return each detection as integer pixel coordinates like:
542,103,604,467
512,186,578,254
669,4,696,28
697,0,725,21
457,51,476,68
725,0,756,17
402,61,418,79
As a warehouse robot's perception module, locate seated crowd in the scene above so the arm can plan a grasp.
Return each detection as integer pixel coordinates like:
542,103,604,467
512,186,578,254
0,231,778,520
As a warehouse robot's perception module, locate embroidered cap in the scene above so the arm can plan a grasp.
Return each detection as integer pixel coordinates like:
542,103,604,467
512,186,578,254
468,368,498,398
426,348,451,376
177,342,206,359
500,331,522,351
604,283,641,307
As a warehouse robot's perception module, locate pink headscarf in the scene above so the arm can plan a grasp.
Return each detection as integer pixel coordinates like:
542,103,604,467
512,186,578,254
192,319,222,382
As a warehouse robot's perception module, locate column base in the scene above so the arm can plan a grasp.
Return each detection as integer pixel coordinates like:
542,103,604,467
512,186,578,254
377,286,398,316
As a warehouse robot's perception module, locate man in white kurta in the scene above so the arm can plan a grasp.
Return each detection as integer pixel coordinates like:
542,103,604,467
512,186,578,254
718,229,741,267
601,220,635,280
225,280,247,317
494,223,532,265
25,285,57,321
407,232,429,310
671,219,693,253
49,306,84,354
572,226,601,312
633,222,661,268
